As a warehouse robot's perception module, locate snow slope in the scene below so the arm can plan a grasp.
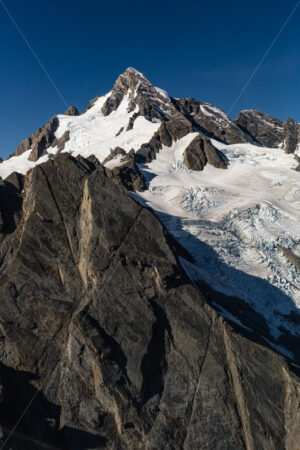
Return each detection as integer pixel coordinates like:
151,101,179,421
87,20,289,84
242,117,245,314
0,91,160,179
133,140,300,354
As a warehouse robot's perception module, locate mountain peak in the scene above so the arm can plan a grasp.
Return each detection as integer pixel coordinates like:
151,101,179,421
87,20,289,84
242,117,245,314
123,66,145,77
114,67,152,92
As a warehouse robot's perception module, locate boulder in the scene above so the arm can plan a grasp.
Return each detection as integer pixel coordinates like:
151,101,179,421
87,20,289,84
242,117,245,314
184,135,228,171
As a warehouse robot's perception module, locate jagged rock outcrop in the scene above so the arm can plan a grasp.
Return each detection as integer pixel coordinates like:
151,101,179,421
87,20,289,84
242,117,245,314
284,117,300,154
102,146,127,165
13,116,59,161
11,115,72,162
235,109,300,153
0,153,298,449
64,105,79,116
101,68,250,150
184,135,228,171
177,98,250,144
103,148,146,191
50,131,71,153
102,67,181,124
235,110,285,147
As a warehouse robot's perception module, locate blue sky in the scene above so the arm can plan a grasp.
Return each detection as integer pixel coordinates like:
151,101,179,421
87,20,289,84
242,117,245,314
0,0,299,159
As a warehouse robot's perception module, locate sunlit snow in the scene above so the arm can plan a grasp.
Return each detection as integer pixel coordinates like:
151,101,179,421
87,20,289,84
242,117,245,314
133,139,300,344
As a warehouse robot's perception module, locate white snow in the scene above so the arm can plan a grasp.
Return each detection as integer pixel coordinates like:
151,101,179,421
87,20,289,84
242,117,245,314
133,139,300,350
0,150,49,179
154,87,169,100
56,93,160,161
104,155,126,169
0,91,160,179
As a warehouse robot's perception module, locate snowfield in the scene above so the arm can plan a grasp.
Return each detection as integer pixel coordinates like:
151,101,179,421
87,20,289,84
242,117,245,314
133,140,300,352
0,91,160,179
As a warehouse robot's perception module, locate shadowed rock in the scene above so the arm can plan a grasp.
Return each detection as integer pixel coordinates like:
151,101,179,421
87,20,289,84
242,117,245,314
0,153,298,449
184,135,228,170
12,116,59,162
178,98,250,144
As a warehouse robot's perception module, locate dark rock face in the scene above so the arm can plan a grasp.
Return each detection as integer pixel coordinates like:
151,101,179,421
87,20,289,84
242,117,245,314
101,67,178,123
235,110,300,153
177,98,249,144
102,146,127,165
0,153,298,449
11,116,72,162
103,148,146,191
108,154,146,192
13,116,59,162
284,118,300,154
64,105,79,116
235,110,284,148
184,135,228,171
50,130,71,153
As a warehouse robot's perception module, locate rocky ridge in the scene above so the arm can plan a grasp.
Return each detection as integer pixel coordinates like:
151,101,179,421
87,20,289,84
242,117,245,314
7,68,300,173
235,109,300,153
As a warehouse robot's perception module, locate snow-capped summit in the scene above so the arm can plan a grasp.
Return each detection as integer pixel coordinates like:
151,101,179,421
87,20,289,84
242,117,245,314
0,68,299,362
4,66,249,170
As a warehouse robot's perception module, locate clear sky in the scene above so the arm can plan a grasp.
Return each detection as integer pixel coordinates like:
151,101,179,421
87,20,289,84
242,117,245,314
0,0,299,159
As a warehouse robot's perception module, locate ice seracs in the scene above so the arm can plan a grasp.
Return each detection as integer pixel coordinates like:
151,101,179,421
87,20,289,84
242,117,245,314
133,139,300,358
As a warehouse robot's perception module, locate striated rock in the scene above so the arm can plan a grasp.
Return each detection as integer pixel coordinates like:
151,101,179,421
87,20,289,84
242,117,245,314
235,110,285,147
156,122,173,147
235,110,300,153
103,148,146,191
4,171,24,192
101,67,177,123
178,98,250,144
184,135,228,171
0,153,298,449
11,116,59,163
134,143,157,163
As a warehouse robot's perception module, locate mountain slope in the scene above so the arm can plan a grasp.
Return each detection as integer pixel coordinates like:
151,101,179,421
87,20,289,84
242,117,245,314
0,153,299,449
0,67,299,448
